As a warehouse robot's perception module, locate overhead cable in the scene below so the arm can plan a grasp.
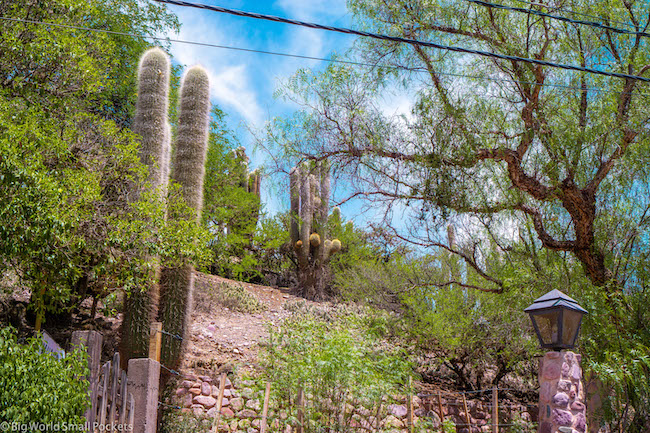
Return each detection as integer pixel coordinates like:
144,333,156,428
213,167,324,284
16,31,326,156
465,0,650,38
511,0,638,29
152,0,650,83
1,15,647,96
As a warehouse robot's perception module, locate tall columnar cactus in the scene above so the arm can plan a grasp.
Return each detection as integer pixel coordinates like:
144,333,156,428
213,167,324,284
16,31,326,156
158,66,211,370
120,47,171,366
290,161,341,298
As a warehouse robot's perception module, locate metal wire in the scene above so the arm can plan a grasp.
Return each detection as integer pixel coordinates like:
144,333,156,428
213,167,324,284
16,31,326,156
2,16,649,97
153,0,650,83
465,0,650,38
158,329,184,341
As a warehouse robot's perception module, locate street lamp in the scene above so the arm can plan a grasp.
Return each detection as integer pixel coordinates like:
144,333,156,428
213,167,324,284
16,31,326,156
525,289,589,433
524,289,588,351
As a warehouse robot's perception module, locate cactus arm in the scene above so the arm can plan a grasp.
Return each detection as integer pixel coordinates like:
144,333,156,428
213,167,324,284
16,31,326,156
158,65,211,370
290,167,300,248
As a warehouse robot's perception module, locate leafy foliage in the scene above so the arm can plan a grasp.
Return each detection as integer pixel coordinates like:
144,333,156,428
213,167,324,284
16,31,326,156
0,327,89,423
210,282,266,314
202,108,262,281
261,304,412,432
0,0,212,329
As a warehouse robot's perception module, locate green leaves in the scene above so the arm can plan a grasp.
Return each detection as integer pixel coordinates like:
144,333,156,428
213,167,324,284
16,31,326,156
261,305,411,432
0,327,89,423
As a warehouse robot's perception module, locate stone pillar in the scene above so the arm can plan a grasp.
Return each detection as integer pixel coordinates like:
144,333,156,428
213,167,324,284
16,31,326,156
127,358,160,433
538,351,587,433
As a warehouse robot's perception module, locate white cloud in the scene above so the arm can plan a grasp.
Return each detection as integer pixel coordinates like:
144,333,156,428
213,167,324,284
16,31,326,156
166,8,265,126
208,65,264,126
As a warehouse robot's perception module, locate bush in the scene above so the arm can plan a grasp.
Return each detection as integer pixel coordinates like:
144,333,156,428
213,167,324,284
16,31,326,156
0,326,89,423
210,282,266,314
261,306,412,432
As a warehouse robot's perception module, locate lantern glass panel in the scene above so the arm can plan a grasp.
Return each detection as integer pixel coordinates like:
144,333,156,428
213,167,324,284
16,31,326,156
561,309,583,347
533,310,560,346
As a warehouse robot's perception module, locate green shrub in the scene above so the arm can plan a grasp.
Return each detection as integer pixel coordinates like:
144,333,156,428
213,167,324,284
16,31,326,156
0,327,89,423
211,282,266,314
261,306,412,432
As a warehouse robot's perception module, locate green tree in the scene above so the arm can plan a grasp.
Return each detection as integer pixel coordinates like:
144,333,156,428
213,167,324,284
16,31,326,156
0,0,212,330
202,108,263,281
263,1,650,430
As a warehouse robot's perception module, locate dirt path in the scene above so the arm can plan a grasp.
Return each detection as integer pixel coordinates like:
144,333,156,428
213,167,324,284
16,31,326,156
180,272,315,375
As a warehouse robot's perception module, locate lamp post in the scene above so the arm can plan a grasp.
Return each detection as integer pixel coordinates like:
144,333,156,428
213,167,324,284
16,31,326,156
525,290,588,433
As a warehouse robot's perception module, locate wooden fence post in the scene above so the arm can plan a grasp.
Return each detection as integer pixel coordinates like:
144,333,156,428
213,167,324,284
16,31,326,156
462,393,471,431
492,386,499,433
211,373,227,433
297,387,305,433
260,382,271,433
374,400,382,432
407,376,414,433
70,330,103,425
437,392,445,433
148,322,162,362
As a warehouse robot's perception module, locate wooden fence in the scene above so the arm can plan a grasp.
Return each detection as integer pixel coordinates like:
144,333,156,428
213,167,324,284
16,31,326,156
86,352,136,430
70,330,159,433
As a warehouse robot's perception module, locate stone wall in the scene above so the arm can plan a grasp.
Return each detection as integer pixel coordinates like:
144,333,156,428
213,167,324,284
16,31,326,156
172,376,537,432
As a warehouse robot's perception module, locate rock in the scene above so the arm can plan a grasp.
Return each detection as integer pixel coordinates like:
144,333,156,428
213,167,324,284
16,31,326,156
193,395,217,408
552,408,574,426
233,348,241,354
246,399,261,411
230,397,244,411
199,375,213,383
546,351,561,359
176,388,187,397
383,415,404,429
222,407,235,419
223,388,233,398
552,392,570,407
201,382,212,396
388,404,408,418
561,362,570,378
571,364,582,380
571,401,585,412
355,406,371,417
241,388,254,399
237,409,258,419
182,394,193,408
557,380,572,392
180,380,194,388
238,419,251,429
190,404,204,417
575,413,586,432
189,386,201,396
252,419,262,429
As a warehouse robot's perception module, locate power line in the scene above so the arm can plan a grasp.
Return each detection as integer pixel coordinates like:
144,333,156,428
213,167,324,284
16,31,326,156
510,0,638,30
152,0,650,83
465,0,650,38
1,15,647,97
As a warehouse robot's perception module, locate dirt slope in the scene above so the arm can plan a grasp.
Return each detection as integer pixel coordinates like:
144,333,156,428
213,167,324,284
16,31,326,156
180,271,316,376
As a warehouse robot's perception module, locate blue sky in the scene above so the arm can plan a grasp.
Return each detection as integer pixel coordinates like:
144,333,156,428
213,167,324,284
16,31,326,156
160,0,355,214
159,0,415,222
